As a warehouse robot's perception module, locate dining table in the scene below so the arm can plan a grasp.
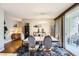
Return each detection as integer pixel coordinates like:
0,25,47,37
23,36,59,50
35,36,59,42
24,36,59,42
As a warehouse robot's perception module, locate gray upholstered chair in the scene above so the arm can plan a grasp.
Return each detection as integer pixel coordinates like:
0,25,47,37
43,35,52,56
28,36,36,48
28,36,36,55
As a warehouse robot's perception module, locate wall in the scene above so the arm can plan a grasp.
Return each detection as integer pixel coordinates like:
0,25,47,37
0,8,4,51
5,12,19,30
4,12,24,40
24,18,54,36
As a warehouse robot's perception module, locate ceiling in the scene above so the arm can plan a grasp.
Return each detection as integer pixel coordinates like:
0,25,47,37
0,3,74,20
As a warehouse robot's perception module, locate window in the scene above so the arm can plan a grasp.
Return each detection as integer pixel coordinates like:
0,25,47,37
64,5,79,56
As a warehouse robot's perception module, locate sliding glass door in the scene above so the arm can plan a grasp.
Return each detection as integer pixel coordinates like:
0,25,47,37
64,5,79,56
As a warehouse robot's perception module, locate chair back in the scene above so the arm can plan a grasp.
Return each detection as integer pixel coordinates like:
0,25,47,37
43,36,52,49
28,36,36,48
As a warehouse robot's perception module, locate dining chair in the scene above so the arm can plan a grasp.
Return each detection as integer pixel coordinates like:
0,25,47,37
28,36,36,55
43,35,52,56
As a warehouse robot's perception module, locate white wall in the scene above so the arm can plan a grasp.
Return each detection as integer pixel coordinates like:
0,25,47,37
0,8,4,51
5,12,19,30
24,19,54,36
4,12,24,40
